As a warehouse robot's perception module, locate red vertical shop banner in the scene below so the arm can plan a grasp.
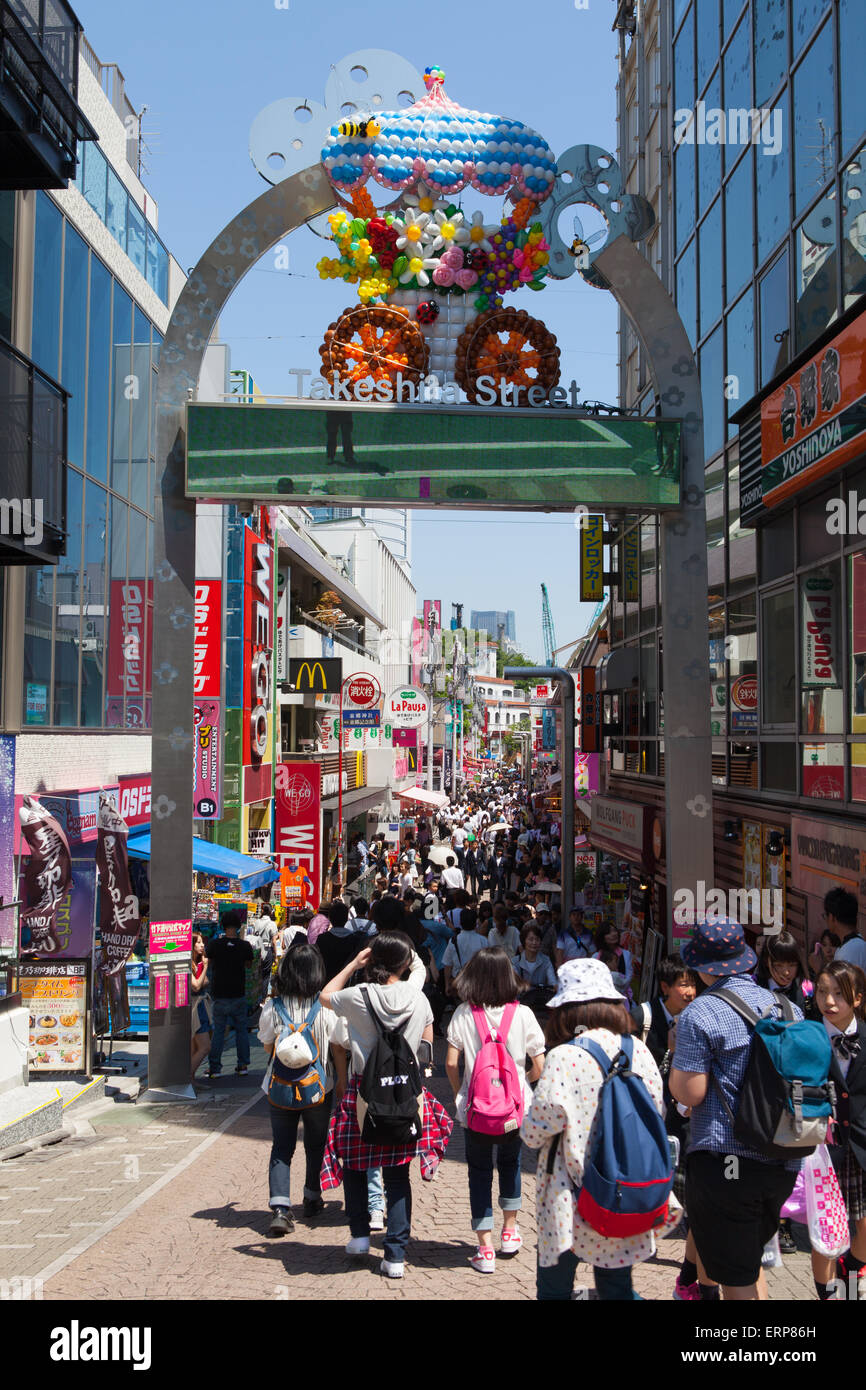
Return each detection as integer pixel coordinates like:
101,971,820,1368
193,581,222,698
274,762,321,905
243,525,274,769
106,580,154,726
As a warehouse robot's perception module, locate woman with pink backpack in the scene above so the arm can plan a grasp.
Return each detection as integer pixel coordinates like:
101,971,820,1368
445,947,545,1273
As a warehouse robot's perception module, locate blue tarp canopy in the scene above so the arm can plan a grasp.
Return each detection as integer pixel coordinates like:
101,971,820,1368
127,828,279,890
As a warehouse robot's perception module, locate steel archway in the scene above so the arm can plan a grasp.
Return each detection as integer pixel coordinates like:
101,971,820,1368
148,162,713,1093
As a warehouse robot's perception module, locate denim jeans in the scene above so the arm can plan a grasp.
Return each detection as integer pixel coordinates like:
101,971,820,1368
268,1094,333,1208
344,1164,412,1264
536,1250,643,1301
464,1128,522,1232
367,1167,385,1213
209,996,250,1071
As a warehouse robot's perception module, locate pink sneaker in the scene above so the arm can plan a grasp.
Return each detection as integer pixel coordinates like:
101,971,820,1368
470,1246,496,1274
500,1228,523,1255
673,1277,700,1301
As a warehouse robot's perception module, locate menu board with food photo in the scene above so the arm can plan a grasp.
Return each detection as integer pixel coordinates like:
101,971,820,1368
19,960,88,1072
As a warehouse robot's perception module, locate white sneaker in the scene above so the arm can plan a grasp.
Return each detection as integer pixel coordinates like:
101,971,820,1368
380,1259,404,1278
346,1237,370,1257
470,1246,496,1273
369,1210,385,1232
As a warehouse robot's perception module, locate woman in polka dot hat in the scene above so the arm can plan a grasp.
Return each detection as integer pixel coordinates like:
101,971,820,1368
521,959,681,1300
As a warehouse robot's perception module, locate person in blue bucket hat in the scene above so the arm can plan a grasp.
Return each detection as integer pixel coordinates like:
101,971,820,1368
669,915,801,1302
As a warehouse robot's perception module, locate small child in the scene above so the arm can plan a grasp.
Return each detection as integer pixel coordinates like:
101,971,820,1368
812,960,866,1300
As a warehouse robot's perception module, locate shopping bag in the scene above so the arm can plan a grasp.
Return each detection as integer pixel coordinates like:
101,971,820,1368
804,1144,850,1259
780,1164,808,1223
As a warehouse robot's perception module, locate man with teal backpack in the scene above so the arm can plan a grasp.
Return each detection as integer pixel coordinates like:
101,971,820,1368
670,916,835,1301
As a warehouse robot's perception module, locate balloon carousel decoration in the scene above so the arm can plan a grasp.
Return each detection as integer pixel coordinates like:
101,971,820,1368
316,65,561,405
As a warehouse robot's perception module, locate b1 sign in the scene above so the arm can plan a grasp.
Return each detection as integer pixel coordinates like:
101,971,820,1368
386,685,429,728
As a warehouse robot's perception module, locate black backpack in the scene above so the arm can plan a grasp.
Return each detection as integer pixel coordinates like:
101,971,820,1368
356,987,424,1145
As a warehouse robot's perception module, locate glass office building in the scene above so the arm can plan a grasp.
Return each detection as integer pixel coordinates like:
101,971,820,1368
596,0,866,945
22,190,163,731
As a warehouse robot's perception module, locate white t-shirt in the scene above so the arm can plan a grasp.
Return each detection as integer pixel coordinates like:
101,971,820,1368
441,866,465,890
442,931,487,974
447,1001,545,1125
452,828,467,849
488,923,521,954
837,936,866,972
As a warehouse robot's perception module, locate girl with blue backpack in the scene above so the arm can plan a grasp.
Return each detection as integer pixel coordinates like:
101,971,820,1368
521,959,681,1300
258,944,347,1237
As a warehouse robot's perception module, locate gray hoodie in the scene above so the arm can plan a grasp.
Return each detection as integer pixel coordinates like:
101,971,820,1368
329,980,432,1075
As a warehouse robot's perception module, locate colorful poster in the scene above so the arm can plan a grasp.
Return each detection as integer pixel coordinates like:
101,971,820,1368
742,820,762,893
0,735,15,951
275,762,322,907
19,797,73,955
801,572,839,687
106,579,153,708
96,795,140,976
153,972,170,1010
174,970,189,1008
20,960,87,1071
194,580,223,698
194,697,223,820
574,752,600,802
149,919,193,957
25,683,47,724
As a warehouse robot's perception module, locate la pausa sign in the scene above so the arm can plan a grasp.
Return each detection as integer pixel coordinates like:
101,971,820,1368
288,367,583,409
386,685,429,728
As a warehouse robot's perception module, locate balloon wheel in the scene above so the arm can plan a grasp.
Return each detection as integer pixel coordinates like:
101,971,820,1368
455,307,560,405
320,305,429,391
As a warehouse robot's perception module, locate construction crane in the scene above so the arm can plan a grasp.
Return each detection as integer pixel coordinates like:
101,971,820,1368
541,583,557,665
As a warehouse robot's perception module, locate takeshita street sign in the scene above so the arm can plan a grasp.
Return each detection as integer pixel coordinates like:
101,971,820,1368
186,399,682,512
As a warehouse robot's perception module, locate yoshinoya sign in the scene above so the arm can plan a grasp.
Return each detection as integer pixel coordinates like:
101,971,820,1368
385,685,429,728
760,315,866,508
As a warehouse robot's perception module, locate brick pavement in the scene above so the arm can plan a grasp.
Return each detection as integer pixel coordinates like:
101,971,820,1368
0,1034,811,1304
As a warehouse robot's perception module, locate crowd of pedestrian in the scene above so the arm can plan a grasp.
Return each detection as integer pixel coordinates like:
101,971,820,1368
191,765,866,1300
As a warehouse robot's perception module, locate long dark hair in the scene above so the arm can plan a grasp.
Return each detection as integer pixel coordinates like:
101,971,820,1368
276,943,325,1000
457,947,523,1007
755,932,806,992
366,932,414,985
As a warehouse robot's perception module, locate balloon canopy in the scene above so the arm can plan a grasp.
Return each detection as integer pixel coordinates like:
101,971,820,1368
320,65,557,203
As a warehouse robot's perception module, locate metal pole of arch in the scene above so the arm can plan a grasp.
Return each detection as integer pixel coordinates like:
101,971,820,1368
505,667,574,914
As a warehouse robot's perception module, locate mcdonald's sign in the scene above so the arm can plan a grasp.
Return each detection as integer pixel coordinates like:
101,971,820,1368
289,658,342,693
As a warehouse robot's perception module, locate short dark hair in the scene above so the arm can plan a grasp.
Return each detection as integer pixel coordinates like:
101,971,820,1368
276,943,325,999
657,953,698,989
353,897,369,916
370,895,407,934
545,1000,631,1047
446,855,456,866
460,907,478,933
815,960,866,1020
222,910,243,930
366,931,414,985
457,947,522,1007
824,888,858,929
327,901,350,930
403,889,416,903
520,921,543,948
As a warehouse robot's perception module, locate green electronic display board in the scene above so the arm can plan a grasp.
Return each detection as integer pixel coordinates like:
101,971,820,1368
186,401,682,511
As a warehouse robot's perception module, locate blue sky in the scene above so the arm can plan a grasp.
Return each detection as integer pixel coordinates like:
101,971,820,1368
77,0,622,659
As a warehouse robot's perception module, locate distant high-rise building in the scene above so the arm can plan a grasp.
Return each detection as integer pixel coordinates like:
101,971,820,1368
471,610,516,644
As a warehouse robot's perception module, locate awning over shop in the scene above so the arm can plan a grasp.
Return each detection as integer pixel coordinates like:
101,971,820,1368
397,786,449,809
127,830,279,890
321,785,390,817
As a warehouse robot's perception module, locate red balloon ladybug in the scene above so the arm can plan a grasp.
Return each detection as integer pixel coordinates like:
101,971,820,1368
416,300,440,324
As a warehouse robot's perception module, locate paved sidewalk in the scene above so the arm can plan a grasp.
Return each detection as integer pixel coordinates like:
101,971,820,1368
26,1048,813,1303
